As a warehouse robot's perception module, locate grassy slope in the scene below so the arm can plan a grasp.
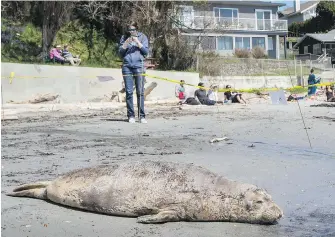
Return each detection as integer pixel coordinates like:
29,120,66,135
1,20,121,68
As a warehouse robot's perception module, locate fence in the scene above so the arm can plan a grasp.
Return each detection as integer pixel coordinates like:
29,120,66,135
196,56,314,77
195,56,335,89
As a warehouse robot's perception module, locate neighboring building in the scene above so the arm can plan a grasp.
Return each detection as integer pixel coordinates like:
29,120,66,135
279,0,319,26
174,1,288,59
293,29,335,56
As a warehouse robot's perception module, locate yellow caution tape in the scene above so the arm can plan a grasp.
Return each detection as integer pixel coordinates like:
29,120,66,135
142,73,335,93
9,72,15,84
2,72,334,93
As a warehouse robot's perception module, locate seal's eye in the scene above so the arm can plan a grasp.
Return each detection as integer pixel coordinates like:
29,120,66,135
256,200,263,204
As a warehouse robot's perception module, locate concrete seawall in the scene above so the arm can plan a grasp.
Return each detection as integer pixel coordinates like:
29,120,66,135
2,63,334,104
1,63,199,103
202,72,335,90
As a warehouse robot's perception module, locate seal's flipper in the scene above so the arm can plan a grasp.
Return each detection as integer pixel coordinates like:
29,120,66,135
6,181,50,199
6,188,47,199
137,210,180,224
11,181,51,192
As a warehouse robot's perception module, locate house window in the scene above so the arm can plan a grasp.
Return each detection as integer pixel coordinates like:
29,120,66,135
313,43,321,55
218,36,233,50
214,8,238,26
268,37,274,50
304,6,317,20
256,10,272,30
176,5,194,27
201,36,216,50
252,37,266,49
214,8,238,19
235,37,251,49
304,46,309,54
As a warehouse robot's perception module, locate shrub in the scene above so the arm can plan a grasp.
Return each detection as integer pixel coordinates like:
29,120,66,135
234,48,251,58
252,46,267,59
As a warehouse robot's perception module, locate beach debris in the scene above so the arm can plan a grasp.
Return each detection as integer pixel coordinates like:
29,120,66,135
7,93,59,104
210,137,228,143
117,82,158,102
144,82,158,100
1,115,19,121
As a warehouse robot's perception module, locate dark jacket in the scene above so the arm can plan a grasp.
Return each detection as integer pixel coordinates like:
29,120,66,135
118,32,149,68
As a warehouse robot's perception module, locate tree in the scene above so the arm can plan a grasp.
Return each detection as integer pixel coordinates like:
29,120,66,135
316,1,335,31
1,0,216,70
288,1,335,36
41,1,74,58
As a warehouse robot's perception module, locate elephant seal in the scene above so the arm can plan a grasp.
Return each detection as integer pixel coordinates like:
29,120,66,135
7,160,283,224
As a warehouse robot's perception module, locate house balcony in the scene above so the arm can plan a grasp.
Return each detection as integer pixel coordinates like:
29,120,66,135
176,16,288,32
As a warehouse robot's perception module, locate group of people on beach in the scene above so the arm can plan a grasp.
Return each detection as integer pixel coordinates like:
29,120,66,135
175,80,246,106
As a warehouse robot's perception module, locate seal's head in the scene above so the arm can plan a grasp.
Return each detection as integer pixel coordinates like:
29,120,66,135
242,188,283,224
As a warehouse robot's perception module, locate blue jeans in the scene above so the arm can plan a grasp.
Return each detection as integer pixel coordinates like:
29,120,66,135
122,66,145,119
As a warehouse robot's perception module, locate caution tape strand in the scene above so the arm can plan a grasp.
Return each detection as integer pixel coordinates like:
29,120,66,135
2,72,334,93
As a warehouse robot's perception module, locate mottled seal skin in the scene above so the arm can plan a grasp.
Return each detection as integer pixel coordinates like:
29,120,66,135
7,160,283,224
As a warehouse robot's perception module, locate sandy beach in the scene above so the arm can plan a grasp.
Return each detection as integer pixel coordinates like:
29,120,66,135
1,100,334,237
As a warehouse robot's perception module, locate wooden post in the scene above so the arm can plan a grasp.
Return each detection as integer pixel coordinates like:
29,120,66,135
300,60,304,87
294,56,297,77
196,54,199,71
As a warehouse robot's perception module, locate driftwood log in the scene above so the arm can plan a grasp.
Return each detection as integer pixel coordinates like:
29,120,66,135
117,81,158,102
7,93,59,104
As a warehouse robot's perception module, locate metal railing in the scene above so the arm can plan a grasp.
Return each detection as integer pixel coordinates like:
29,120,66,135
176,16,288,31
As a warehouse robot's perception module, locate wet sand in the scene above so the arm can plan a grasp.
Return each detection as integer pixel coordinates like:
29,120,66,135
1,101,335,237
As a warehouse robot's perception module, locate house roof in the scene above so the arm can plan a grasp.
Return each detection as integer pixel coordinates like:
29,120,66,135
280,1,319,17
293,30,335,49
207,1,286,7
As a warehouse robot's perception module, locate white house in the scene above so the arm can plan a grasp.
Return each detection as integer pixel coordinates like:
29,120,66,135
279,0,319,26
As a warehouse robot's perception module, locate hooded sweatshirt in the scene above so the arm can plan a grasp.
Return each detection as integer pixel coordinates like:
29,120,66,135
118,32,149,69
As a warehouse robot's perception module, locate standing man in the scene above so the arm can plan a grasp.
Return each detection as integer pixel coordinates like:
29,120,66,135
119,21,149,124
307,68,320,97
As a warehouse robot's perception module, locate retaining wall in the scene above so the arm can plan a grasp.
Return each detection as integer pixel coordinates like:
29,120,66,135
2,62,333,104
1,63,199,103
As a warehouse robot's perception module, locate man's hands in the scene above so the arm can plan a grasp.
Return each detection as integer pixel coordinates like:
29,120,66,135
132,37,143,48
122,37,143,49
122,37,132,49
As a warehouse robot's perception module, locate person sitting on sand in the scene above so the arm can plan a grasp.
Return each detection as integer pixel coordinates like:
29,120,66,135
223,85,246,104
194,82,222,106
287,94,306,101
207,84,219,101
325,85,335,102
175,80,186,104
